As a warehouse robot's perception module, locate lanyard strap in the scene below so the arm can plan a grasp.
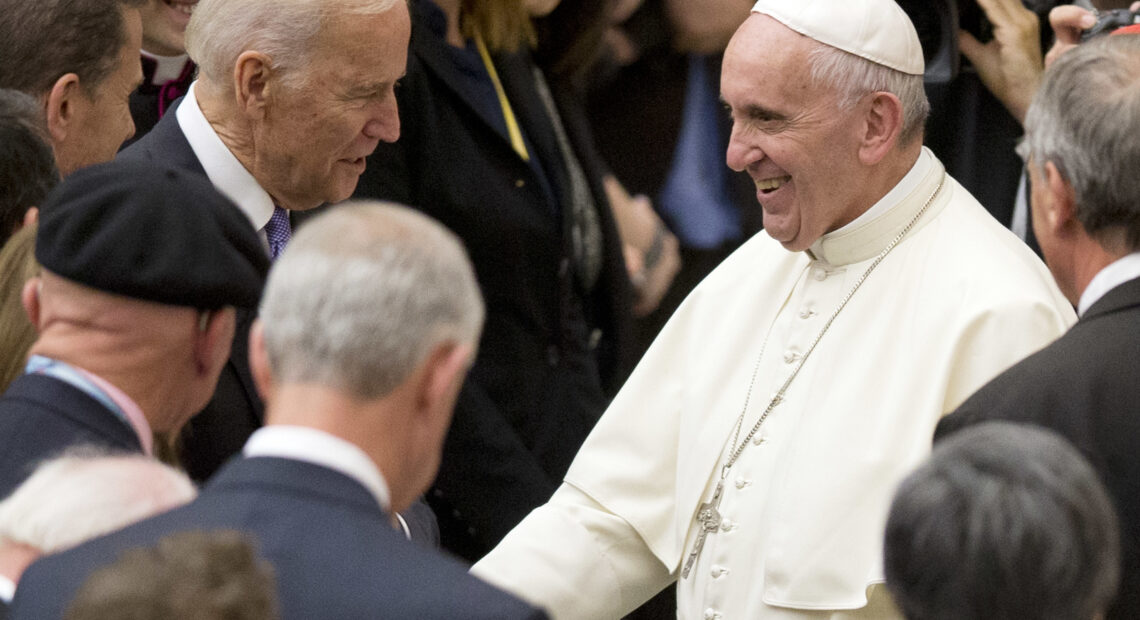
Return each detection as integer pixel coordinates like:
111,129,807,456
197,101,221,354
474,33,530,162
25,355,127,425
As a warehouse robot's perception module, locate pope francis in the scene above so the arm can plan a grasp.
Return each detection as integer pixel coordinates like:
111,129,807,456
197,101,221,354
472,0,1077,618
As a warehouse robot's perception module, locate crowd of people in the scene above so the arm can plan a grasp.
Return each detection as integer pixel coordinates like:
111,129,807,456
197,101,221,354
0,0,1137,618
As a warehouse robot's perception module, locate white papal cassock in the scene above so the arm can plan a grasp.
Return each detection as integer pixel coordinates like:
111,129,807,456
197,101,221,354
472,149,1076,619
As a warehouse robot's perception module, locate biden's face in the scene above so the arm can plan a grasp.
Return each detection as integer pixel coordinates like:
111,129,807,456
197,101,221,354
253,4,410,211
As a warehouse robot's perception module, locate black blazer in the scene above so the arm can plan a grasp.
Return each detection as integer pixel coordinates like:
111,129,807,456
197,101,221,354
0,374,142,499
118,112,284,483
10,457,546,620
935,276,1140,620
117,110,439,545
354,0,633,561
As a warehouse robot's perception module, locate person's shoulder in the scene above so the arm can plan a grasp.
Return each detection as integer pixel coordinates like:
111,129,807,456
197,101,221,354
10,516,174,620
369,540,547,619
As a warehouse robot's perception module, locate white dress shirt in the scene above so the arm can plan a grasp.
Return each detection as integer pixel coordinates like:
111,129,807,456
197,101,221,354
176,82,275,249
1078,252,1140,316
0,573,16,604
243,426,410,538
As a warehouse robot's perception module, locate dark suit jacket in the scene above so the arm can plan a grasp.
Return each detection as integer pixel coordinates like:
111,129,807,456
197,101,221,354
0,374,142,499
1,597,9,620
935,275,1140,620
119,115,263,483
116,112,439,544
354,0,633,561
10,457,546,620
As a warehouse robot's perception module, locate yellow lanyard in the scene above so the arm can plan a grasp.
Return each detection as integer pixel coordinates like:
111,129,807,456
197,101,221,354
474,33,530,162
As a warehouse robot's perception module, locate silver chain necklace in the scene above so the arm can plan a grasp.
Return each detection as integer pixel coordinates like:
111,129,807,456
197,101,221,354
681,175,945,579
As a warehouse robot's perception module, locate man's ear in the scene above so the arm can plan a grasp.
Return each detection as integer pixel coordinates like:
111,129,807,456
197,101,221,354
415,342,473,425
247,319,274,404
21,277,42,330
22,207,38,229
857,91,904,166
233,51,275,119
1042,160,1078,237
43,74,83,146
193,307,235,377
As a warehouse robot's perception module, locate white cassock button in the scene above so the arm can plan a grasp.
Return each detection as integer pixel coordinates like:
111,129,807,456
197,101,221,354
783,350,799,364
813,268,827,281
799,308,816,319
710,565,730,579
704,609,721,620
720,518,736,532
735,477,753,490
752,434,768,446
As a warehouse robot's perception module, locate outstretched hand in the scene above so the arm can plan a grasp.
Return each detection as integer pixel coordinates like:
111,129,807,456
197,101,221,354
958,0,1044,124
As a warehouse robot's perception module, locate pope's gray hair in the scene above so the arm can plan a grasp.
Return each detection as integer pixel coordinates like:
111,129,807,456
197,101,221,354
1018,35,1140,250
808,44,929,147
259,202,484,401
185,0,401,91
0,451,197,553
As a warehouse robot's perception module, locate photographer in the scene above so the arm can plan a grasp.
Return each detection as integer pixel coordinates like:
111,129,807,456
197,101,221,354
964,0,1140,124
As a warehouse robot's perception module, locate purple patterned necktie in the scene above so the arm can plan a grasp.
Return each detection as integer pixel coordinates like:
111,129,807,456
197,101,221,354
265,206,292,260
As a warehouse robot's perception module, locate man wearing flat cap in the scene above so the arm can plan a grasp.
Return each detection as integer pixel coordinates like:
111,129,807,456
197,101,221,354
0,159,268,500
472,0,1076,617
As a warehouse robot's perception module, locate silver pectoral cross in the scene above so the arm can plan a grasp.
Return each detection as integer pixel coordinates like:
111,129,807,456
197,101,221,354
681,479,725,579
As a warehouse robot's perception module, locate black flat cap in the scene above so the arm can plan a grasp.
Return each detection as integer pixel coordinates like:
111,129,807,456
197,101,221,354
36,159,269,309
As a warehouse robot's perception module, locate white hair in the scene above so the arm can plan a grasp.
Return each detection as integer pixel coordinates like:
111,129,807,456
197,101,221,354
808,43,929,147
259,201,485,400
185,0,401,90
1018,35,1140,249
0,450,197,553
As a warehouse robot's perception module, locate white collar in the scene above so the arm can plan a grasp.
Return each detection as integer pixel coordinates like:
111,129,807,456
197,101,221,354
175,82,276,240
836,147,932,233
0,573,15,603
1078,251,1140,316
140,50,191,84
242,426,392,513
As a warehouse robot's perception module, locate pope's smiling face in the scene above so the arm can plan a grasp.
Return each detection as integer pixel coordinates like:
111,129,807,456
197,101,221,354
721,14,871,252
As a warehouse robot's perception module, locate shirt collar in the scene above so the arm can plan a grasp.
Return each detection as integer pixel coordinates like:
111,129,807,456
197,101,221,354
838,147,932,232
73,367,153,456
140,51,192,84
0,573,15,603
242,426,392,512
176,83,276,239
1078,251,1140,316
807,147,944,266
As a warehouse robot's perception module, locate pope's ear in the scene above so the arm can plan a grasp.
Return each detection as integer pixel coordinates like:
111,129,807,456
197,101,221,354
857,91,904,166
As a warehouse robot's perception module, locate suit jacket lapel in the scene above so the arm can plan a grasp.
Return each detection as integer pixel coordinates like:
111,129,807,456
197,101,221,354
494,50,568,218
122,99,207,177
410,10,517,157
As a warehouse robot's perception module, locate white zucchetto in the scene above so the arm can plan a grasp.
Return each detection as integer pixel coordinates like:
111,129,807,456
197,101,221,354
751,0,925,75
